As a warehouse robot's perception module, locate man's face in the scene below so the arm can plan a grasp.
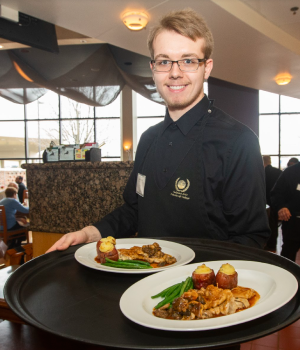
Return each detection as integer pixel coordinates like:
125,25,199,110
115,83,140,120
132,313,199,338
150,30,213,119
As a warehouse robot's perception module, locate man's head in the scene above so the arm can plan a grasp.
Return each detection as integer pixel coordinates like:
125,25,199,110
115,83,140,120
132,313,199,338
5,187,18,198
7,182,18,190
148,9,214,120
147,8,214,60
287,157,299,167
15,176,23,184
262,155,271,168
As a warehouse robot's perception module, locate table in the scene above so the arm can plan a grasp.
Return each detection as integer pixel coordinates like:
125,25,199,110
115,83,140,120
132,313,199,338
4,238,300,349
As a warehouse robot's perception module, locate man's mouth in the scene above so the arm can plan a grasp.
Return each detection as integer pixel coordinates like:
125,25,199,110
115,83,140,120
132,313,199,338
168,85,186,90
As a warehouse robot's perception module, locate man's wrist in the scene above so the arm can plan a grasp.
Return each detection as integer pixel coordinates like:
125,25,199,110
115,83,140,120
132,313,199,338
81,226,101,243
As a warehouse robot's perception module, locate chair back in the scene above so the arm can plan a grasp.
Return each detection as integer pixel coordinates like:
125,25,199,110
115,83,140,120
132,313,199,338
0,205,8,232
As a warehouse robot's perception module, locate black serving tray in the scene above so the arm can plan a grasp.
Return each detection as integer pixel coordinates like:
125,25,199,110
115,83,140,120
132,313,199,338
4,238,300,349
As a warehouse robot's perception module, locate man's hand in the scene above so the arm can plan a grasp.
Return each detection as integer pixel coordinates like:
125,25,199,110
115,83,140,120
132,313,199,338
46,226,101,253
278,208,291,221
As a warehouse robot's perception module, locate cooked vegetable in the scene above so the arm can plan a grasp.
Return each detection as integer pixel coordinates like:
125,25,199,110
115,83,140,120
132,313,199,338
192,264,216,289
153,277,192,309
103,258,153,269
215,263,238,289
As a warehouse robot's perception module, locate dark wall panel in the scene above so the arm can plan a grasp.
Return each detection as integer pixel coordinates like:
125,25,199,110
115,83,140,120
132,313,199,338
208,77,259,135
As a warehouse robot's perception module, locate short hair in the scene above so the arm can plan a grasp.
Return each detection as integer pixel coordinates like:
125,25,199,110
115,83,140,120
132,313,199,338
16,176,23,181
287,157,299,166
5,187,18,198
147,8,214,59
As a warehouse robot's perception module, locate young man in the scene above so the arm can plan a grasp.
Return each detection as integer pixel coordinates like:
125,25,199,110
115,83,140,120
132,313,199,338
47,9,269,252
15,176,27,203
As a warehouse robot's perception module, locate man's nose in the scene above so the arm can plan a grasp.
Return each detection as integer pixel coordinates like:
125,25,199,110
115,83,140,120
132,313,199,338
169,62,182,77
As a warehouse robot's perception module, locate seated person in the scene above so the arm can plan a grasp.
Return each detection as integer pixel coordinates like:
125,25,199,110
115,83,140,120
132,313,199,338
0,187,29,248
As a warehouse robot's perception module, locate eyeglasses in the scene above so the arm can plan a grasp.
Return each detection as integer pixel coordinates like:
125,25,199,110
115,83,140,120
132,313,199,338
150,58,207,72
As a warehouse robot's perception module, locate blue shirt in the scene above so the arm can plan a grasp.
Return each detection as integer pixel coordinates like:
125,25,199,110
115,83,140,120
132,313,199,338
0,197,29,230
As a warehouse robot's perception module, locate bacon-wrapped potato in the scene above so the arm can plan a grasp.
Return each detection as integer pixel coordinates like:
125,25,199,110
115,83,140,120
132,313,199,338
192,264,216,289
215,263,238,289
96,237,118,263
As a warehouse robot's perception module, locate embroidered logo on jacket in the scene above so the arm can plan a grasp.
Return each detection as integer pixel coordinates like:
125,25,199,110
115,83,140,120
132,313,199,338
171,177,190,200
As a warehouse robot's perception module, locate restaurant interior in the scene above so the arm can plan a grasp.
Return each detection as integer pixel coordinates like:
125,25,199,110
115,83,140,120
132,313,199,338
1,1,300,349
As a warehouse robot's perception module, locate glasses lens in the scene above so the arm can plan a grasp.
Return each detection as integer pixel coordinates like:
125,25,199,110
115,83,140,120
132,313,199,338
154,60,172,72
178,59,199,72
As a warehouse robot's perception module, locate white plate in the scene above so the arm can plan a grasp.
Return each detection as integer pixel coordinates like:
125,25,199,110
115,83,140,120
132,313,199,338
74,238,195,274
120,260,298,331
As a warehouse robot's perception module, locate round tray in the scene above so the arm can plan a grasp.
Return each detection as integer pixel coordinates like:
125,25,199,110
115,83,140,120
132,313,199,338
4,238,300,349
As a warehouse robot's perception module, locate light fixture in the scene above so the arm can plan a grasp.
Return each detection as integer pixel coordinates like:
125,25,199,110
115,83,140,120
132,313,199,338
275,73,292,86
122,11,148,31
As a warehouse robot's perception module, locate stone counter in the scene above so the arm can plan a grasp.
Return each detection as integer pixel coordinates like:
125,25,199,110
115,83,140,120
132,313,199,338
22,161,134,234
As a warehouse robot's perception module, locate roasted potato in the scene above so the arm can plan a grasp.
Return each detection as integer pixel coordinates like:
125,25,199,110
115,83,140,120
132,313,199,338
215,263,238,289
96,240,119,263
192,264,216,289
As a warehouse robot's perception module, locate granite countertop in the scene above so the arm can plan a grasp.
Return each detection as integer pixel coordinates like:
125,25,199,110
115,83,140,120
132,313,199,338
23,161,134,233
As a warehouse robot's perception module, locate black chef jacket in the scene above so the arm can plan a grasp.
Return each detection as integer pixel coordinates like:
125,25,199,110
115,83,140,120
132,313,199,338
94,95,270,249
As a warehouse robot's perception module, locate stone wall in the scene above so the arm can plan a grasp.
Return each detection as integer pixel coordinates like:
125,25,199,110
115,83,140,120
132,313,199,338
22,161,134,233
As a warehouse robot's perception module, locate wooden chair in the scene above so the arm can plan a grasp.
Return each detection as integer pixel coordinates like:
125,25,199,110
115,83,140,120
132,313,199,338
5,243,33,266
0,205,29,246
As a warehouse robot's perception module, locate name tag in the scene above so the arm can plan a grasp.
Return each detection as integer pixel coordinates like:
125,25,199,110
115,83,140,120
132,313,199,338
136,173,146,197
297,184,300,191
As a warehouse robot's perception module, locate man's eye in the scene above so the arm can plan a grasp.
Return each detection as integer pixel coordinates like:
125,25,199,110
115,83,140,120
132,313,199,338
157,60,170,65
183,59,194,64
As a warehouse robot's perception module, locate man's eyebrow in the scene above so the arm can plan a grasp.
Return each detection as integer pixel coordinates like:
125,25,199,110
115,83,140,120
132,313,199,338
153,53,200,60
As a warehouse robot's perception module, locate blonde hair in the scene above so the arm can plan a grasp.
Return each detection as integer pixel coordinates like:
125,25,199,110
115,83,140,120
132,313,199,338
147,8,214,59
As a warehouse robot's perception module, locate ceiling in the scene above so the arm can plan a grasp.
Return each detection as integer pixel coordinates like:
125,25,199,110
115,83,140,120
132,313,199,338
1,0,300,100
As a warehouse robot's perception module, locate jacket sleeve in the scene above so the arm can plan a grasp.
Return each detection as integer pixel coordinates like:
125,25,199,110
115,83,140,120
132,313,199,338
93,128,156,238
270,171,288,213
13,200,30,214
222,131,270,248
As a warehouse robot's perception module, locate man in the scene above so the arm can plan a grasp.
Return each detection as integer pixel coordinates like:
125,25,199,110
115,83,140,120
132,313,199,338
47,9,269,252
15,176,27,204
271,162,300,261
0,187,29,248
287,157,299,167
262,155,282,252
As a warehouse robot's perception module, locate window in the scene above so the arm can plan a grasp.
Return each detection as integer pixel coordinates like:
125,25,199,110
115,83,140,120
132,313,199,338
0,90,121,167
259,91,300,169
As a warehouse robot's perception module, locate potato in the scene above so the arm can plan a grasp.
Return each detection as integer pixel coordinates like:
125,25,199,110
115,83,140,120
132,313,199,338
215,263,238,289
96,240,119,263
192,264,216,289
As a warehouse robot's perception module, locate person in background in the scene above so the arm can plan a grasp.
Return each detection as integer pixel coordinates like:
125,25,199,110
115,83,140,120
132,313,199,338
47,8,269,252
271,161,300,262
262,155,282,252
15,176,27,204
0,187,29,248
0,182,19,201
287,157,299,167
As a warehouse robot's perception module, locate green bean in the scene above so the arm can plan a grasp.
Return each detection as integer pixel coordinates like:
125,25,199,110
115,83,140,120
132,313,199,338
103,260,152,269
154,282,183,309
151,282,181,299
179,277,190,296
105,258,152,268
118,259,151,266
187,277,194,290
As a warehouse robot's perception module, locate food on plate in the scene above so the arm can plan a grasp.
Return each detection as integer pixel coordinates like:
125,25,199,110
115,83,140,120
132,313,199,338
118,242,177,266
95,240,177,269
152,262,260,320
96,237,119,263
192,264,216,289
215,263,238,289
153,284,259,320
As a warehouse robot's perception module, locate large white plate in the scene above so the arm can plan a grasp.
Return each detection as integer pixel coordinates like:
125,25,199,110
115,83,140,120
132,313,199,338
120,260,298,331
74,238,195,274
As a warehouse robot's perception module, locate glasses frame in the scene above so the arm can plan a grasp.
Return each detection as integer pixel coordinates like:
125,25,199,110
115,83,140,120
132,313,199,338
150,58,207,72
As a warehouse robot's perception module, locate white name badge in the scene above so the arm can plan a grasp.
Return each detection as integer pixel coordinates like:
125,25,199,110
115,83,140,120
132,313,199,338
136,173,146,197
297,184,300,191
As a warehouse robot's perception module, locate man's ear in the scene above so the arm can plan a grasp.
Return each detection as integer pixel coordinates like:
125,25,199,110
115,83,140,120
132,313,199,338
204,59,213,80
